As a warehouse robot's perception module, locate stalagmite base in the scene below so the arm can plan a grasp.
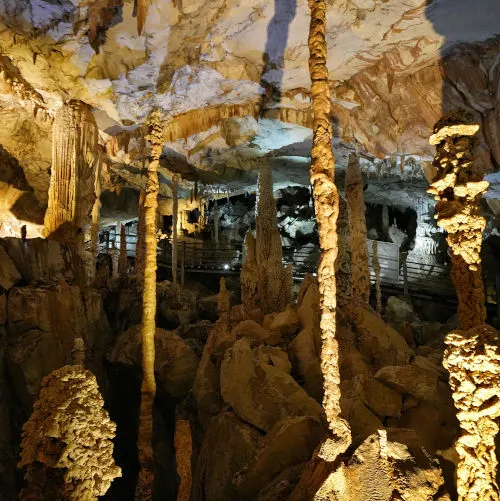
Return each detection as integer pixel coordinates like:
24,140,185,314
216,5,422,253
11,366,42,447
443,325,500,501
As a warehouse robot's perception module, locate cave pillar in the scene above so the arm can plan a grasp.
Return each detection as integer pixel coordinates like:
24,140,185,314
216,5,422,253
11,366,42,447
335,194,352,304
44,100,99,240
109,244,119,280
346,152,370,307
241,231,259,312
442,325,500,501
136,110,162,501
172,174,180,286
428,111,488,330
89,147,103,283
306,0,351,460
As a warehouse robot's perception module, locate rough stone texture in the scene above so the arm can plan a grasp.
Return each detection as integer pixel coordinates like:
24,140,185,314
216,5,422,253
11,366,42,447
0,245,21,290
316,429,448,501
108,325,199,398
356,374,402,419
335,194,352,304
428,111,488,330
234,416,324,500
174,418,192,501
268,306,300,338
253,345,292,374
193,412,262,501
232,319,279,346
346,153,370,307
19,365,121,500
443,325,500,501
220,338,324,432
351,306,412,371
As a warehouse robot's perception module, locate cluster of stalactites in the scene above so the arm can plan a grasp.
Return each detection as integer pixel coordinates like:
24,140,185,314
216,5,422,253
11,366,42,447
443,325,500,501
427,110,488,329
346,153,370,307
43,100,99,241
241,165,291,314
18,365,121,501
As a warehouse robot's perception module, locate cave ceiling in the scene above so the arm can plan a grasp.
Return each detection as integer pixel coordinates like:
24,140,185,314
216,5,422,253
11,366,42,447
0,0,500,213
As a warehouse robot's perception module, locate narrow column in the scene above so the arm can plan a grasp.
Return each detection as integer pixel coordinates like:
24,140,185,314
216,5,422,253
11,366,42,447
307,0,351,458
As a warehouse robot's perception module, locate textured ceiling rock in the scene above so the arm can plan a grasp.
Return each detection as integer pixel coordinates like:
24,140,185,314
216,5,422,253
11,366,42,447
0,0,499,206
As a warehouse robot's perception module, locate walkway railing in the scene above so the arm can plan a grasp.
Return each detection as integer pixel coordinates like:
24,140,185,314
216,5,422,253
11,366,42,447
96,232,456,298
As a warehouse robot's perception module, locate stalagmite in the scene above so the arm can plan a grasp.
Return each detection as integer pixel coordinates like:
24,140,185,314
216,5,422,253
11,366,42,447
18,365,121,501
372,240,382,313
119,224,127,280
109,244,119,280
172,174,180,286
174,418,192,501
136,110,163,501
442,325,500,500
241,231,259,312
346,152,370,307
89,147,103,283
136,191,146,285
336,194,352,303
428,111,488,330
44,101,99,240
306,0,351,458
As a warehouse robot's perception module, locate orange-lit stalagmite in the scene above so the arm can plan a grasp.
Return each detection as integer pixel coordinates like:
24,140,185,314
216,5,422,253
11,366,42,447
443,325,500,501
307,0,351,456
136,110,162,501
346,152,370,307
44,100,99,240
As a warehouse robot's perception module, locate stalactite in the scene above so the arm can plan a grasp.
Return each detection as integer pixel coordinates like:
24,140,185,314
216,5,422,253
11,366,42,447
19,366,121,501
136,110,162,501
174,418,192,501
335,194,352,304
442,325,500,501
428,110,488,330
44,101,98,240
307,0,351,458
119,224,128,281
372,240,382,313
172,174,180,286
346,152,370,307
136,191,146,286
136,0,150,36
241,231,259,312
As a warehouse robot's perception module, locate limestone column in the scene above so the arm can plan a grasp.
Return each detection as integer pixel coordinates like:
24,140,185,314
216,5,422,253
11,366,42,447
44,100,98,240
428,111,488,330
110,244,119,280
335,194,352,304
172,174,180,286
306,0,350,458
89,147,103,282
136,110,162,501
346,152,370,307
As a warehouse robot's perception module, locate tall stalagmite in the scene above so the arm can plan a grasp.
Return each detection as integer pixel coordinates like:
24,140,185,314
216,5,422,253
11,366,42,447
89,147,103,283
346,152,370,306
240,231,259,312
428,111,488,330
335,194,352,303
136,110,162,501
443,325,500,500
172,174,180,286
44,100,99,240
307,0,351,456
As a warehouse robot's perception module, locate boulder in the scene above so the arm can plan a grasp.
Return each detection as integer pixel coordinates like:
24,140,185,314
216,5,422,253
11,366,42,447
230,305,263,325
6,329,64,405
232,319,279,346
357,375,402,418
0,246,21,291
235,416,324,500
220,338,324,432
256,463,305,501
253,346,292,374
288,327,323,402
268,306,300,337
411,355,448,381
375,364,438,400
177,321,213,343
108,325,199,398
192,412,262,501
324,429,448,501
385,296,416,322
339,344,371,380
197,294,219,322
352,306,412,371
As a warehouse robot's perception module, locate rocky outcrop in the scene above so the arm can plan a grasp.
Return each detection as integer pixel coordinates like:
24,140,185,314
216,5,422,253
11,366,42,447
19,365,121,500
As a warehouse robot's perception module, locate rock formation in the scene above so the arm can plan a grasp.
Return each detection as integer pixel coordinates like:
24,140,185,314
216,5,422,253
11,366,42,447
119,224,127,281
172,173,180,286
18,365,121,501
428,110,488,330
43,101,98,241
306,0,351,459
346,152,370,307
241,231,259,312
174,418,192,501
336,194,352,303
442,325,500,500
136,110,162,501
136,191,146,285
